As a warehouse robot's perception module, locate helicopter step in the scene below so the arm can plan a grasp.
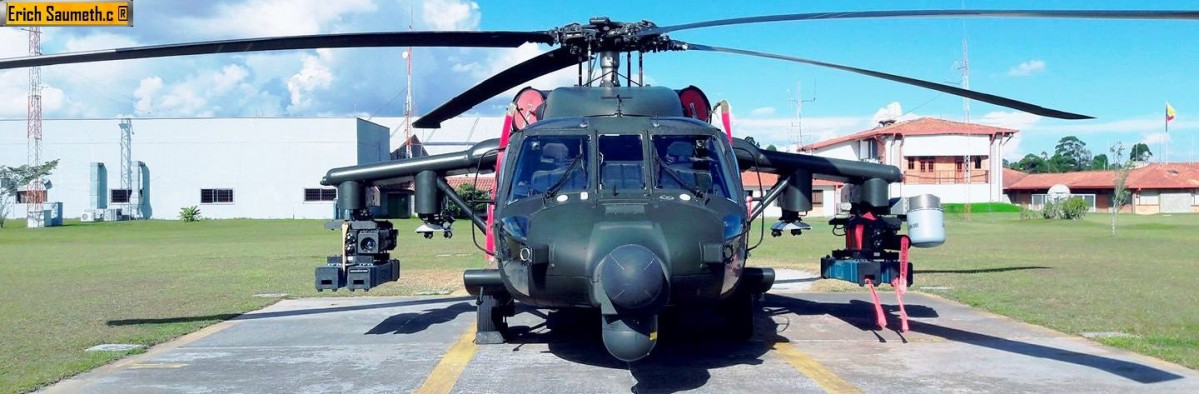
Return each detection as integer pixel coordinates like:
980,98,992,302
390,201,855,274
464,269,515,344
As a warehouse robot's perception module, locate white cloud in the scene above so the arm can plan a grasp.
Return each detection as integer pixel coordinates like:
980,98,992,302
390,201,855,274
870,101,919,126
174,0,377,37
286,52,334,111
1142,132,1171,145
750,106,775,116
422,0,480,31
1007,60,1046,77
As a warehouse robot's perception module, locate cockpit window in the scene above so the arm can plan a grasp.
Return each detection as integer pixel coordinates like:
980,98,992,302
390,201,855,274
507,135,589,202
599,134,645,191
652,135,732,199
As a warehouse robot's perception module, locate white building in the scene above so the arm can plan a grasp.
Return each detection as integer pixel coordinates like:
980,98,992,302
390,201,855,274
1,117,390,220
801,118,1016,203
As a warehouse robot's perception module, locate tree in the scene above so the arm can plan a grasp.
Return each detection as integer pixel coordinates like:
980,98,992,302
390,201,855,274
1012,153,1050,173
1091,154,1109,170
765,144,778,151
1109,143,1134,237
1053,136,1092,172
1129,143,1153,162
0,159,60,228
444,183,490,219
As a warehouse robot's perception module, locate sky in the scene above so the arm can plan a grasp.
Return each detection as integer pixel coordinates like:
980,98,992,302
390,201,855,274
1,0,1197,162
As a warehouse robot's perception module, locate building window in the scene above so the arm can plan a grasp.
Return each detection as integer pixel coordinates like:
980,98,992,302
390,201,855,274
1139,191,1159,205
201,188,234,204
304,188,337,202
111,189,132,204
955,159,964,172
907,158,915,170
919,157,933,173
973,156,983,169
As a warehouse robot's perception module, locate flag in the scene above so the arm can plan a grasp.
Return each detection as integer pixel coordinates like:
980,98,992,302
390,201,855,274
1166,102,1176,122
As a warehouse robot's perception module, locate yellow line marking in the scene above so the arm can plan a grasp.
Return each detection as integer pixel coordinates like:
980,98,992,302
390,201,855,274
128,363,187,369
415,324,479,394
772,340,863,394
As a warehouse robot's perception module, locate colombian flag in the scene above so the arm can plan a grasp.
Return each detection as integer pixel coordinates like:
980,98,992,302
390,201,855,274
1166,102,1176,122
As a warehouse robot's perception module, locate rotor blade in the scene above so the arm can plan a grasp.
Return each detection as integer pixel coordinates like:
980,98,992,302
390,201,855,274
641,10,1199,36
0,31,555,70
414,47,582,129
679,42,1091,120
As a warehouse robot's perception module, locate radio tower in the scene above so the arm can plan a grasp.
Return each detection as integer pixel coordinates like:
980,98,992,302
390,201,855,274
400,7,416,159
788,81,816,153
957,24,974,220
27,27,45,225
402,46,413,159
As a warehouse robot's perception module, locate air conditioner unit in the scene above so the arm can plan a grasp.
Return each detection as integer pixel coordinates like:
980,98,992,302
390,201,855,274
81,210,97,222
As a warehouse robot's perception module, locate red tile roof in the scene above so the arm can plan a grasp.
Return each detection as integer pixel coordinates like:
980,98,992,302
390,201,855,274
1004,163,1199,191
741,171,841,188
446,175,496,193
1002,168,1028,188
803,117,1017,150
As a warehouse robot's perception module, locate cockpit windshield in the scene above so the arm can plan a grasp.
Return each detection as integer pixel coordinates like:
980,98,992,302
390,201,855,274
652,135,733,199
507,135,589,202
599,134,645,192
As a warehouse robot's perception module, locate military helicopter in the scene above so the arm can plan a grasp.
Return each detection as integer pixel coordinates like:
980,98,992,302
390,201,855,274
4,9,1196,362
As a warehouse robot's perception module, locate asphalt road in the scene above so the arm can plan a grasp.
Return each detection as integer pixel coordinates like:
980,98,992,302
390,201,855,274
43,281,1199,393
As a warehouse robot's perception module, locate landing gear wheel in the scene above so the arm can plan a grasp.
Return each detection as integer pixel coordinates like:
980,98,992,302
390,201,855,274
475,291,512,345
719,288,756,341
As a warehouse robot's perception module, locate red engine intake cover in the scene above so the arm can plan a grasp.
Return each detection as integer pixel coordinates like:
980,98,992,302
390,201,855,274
513,87,546,130
677,86,711,123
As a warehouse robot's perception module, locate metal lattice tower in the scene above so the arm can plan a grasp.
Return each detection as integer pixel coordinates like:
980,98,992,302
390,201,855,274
26,27,44,221
120,118,133,197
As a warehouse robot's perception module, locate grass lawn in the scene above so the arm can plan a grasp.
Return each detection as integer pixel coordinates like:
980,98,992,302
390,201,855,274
0,218,485,393
748,211,1199,370
1,212,1197,392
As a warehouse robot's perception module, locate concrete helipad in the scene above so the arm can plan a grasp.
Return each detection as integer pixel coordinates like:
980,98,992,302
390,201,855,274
44,287,1199,393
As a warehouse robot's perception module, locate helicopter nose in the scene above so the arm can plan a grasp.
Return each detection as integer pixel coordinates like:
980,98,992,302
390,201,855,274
599,244,667,311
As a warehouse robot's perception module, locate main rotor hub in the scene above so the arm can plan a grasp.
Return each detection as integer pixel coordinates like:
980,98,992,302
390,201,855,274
549,17,674,55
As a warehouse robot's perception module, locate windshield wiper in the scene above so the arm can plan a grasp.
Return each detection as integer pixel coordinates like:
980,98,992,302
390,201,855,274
654,153,705,198
545,154,584,199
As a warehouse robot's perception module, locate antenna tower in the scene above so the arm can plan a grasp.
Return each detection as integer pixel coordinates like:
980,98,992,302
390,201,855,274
788,81,816,152
26,27,44,224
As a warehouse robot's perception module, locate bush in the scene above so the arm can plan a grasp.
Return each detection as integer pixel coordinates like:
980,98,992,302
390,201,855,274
1041,199,1062,219
179,205,202,222
1019,205,1035,220
444,183,491,219
941,203,1022,214
1061,197,1089,220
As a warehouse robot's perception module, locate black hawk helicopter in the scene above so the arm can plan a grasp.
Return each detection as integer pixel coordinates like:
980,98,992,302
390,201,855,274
5,9,1196,362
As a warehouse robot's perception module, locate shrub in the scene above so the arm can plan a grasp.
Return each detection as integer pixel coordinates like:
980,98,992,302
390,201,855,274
1041,199,1062,219
941,203,1022,214
444,183,491,219
179,205,202,222
1061,197,1089,220
1019,205,1035,220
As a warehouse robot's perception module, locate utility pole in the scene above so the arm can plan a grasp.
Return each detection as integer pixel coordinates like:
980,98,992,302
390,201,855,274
957,26,973,220
26,27,44,226
788,81,816,152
